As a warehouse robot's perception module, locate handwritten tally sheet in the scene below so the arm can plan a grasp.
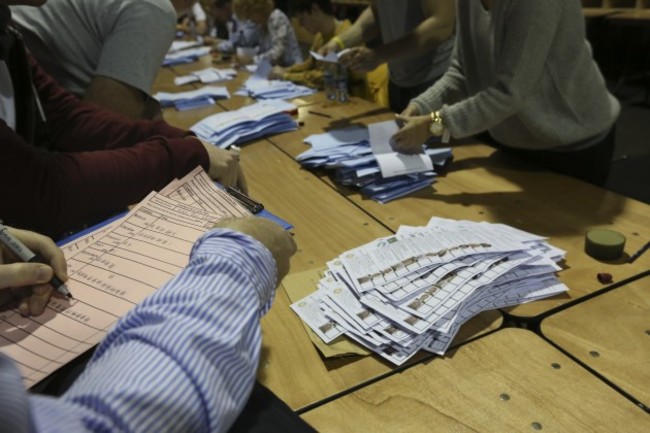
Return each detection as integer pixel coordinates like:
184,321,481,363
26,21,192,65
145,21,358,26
0,167,249,387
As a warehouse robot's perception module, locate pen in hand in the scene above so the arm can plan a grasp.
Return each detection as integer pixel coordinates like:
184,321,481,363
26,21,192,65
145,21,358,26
0,223,73,299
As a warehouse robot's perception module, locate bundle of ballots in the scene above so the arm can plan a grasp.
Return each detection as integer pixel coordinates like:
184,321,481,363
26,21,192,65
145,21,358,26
190,99,298,148
154,86,230,111
174,67,237,86
296,120,452,203
236,60,316,100
163,46,211,66
291,218,568,366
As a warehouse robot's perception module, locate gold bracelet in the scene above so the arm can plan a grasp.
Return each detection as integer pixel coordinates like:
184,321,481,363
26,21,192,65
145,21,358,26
332,35,345,50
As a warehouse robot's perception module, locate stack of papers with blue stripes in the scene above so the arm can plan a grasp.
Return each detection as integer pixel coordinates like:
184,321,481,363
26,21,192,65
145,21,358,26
296,121,452,203
190,99,298,148
154,86,230,111
174,67,237,86
163,46,211,66
236,59,316,100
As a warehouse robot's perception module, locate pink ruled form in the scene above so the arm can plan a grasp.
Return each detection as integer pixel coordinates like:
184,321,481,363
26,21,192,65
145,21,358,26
0,167,251,387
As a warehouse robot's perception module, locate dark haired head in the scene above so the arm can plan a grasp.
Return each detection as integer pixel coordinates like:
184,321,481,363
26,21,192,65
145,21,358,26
287,0,333,16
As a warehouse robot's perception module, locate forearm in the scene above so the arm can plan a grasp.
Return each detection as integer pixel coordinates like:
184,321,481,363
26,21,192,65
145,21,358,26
372,16,454,65
38,230,277,433
336,6,379,48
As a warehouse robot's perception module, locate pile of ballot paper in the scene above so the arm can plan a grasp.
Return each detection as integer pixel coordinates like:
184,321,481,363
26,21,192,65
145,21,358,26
235,60,317,100
296,120,453,203
174,67,237,86
163,46,212,66
190,99,298,148
154,86,230,111
291,218,569,366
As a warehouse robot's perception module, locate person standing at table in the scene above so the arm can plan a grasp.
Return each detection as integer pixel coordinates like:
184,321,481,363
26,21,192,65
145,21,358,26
10,0,199,119
232,0,303,67
0,216,299,433
0,0,245,239
269,0,352,89
209,0,259,55
319,0,455,113
391,0,620,187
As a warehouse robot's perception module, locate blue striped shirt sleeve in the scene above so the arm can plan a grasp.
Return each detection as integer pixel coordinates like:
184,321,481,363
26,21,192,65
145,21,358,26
11,228,278,433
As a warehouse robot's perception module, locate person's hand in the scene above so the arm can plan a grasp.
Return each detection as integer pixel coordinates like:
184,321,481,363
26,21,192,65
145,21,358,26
0,227,68,316
318,39,340,56
340,47,380,72
213,217,297,282
269,66,286,80
200,140,248,194
390,114,432,154
400,103,420,117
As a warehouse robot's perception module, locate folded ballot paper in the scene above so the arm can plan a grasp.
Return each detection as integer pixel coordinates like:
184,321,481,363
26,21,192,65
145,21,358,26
190,99,298,148
154,86,230,111
163,46,211,66
174,67,237,86
236,59,317,100
296,120,452,203
308,48,351,63
291,218,568,366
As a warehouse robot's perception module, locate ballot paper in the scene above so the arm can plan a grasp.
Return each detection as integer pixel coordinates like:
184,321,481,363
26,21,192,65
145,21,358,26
296,122,452,203
291,218,568,365
309,48,351,63
174,67,237,86
154,86,230,111
236,59,317,100
190,99,298,148
163,46,211,66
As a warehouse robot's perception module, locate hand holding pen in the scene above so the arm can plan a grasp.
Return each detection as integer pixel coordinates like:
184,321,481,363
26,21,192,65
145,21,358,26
0,222,70,316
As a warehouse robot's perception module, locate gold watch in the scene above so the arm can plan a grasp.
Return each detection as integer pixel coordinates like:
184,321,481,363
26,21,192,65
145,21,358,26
429,111,445,136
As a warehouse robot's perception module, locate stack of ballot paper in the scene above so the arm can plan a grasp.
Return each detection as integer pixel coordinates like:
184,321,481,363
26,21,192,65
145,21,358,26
190,99,298,148
154,86,230,111
163,46,211,66
174,67,237,86
296,120,453,203
291,218,569,366
236,59,317,100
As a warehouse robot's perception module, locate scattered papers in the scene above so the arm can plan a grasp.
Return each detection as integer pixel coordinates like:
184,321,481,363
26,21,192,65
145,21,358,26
174,67,237,86
154,86,230,111
190,99,298,148
296,122,452,203
291,218,568,365
309,48,351,63
237,59,316,100
163,46,211,66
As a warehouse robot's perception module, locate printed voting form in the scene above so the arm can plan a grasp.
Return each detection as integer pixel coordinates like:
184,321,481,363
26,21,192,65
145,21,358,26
0,167,250,387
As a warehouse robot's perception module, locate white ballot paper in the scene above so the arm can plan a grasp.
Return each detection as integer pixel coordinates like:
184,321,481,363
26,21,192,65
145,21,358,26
291,218,568,365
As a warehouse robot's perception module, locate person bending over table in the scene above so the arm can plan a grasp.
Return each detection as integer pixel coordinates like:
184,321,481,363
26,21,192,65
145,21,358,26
0,217,297,433
391,0,620,187
0,1,245,239
11,0,200,120
232,0,303,67
319,0,455,113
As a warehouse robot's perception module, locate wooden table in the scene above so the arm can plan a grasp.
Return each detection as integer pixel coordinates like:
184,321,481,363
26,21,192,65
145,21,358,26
159,62,503,410
301,328,650,432
155,55,650,415
541,272,650,410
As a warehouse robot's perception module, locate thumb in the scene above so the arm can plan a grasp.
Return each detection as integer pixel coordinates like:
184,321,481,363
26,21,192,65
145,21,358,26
0,263,53,289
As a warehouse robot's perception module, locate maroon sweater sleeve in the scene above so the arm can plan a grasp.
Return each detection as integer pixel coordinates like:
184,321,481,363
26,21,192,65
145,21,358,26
0,55,210,238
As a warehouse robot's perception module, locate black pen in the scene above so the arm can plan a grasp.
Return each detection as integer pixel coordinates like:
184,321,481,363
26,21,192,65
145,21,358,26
0,222,73,299
308,110,332,118
629,241,650,264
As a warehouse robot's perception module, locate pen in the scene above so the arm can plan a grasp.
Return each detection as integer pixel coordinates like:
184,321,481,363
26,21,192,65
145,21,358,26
629,240,650,264
308,110,332,119
0,222,73,299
